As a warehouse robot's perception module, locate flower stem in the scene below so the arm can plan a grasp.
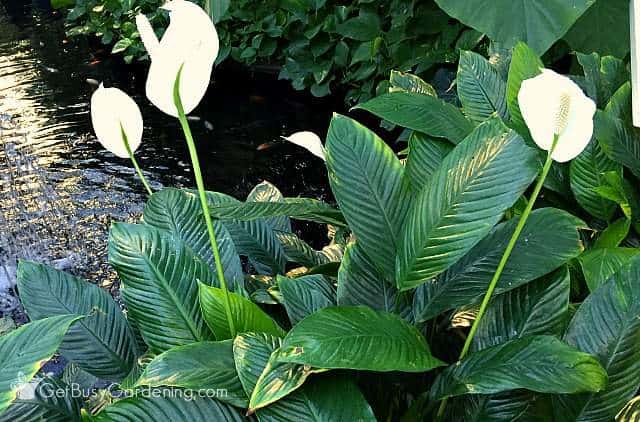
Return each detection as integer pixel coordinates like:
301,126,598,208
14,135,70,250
120,124,153,196
435,135,559,420
173,67,236,338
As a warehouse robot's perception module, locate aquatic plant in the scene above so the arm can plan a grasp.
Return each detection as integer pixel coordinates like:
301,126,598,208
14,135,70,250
4,3,640,421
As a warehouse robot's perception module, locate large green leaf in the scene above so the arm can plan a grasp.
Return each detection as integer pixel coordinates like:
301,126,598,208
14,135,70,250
556,257,640,421
278,275,336,325
277,306,443,372
565,0,629,59
135,341,247,408
595,111,640,178
17,261,137,381
336,242,401,314
0,377,82,422
108,223,213,353
354,92,474,144
405,132,453,192
0,315,80,415
233,333,375,421
434,0,595,54
208,199,346,227
472,267,570,352
414,208,583,321
247,181,292,233
198,282,285,340
144,188,243,287
579,248,640,292
396,118,538,290
325,114,410,278
457,50,508,123
570,139,622,221
431,336,607,400
507,42,543,138
93,396,246,421
205,191,287,274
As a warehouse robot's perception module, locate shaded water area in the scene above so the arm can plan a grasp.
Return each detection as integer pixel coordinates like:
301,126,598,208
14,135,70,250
0,2,334,321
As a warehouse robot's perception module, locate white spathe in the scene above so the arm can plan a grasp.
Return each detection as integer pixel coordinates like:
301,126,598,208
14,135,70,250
90,85,143,158
518,69,596,163
282,131,326,160
136,0,219,117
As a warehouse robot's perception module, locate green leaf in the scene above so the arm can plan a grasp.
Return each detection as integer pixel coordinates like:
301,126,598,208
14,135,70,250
434,0,595,54
579,248,640,292
135,341,247,408
233,333,283,397
246,181,292,233
354,92,474,144
108,223,213,353
144,188,243,287
204,0,230,23
93,396,246,421
457,50,508,123
335,13,381,41
278,275,336,325
507,42,543,138
594,218,631,249
595,111,640,178
274,231,341,267
205,191,287,274
50,0,75,8
17,262,137,381
111,38,132,54
277,306,443,372
0,315,80,415
325,114,410,278
233,333,375,421
446,391,534,422
570,139,621,221
198,282,285,340
248,349,325,412
389,71,437,96
557,257,640,420
414,208,584,321
565,0,629,59
0,377,82,422
472,268,570,351
431,336,607,400
396,118,538,290
209,198,346,227
336,242,402,314
405,132,453,192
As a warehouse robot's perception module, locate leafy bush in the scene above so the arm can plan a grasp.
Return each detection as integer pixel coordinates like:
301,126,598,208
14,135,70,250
4,35,640,420
61,0,475,103
59,0,631,103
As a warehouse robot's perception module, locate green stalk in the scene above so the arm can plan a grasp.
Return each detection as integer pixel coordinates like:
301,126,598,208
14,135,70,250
120,123,153,196
173,67,236,338
435,135,559,420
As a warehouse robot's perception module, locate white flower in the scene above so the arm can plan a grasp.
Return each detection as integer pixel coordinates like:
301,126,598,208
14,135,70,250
282,131,326,160
90,84,143,158
136,0,219,117
518,69,596,163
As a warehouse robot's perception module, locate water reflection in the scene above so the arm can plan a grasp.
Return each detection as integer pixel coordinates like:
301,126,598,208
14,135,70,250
0,2,334,317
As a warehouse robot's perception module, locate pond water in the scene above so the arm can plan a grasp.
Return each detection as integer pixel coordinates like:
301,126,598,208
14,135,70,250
0,1,336,317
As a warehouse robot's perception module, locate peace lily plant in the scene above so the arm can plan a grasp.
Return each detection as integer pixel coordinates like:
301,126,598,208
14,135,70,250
4,5,640,421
